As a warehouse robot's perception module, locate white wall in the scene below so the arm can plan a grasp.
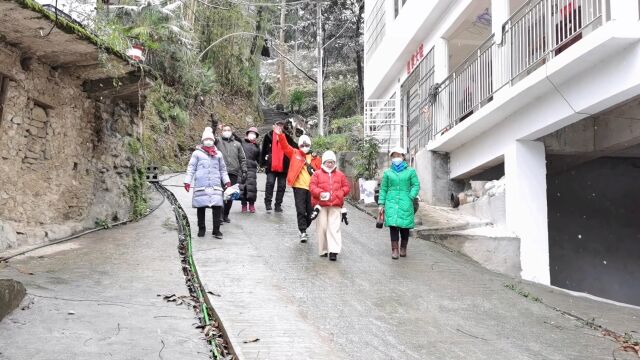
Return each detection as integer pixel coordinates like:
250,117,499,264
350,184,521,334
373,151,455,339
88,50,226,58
364,0,468,99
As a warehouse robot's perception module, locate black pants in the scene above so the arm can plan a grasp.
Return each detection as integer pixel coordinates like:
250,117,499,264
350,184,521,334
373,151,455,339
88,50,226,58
197,206,222,232
389,226,410,243
293,187,312,233
265,171,286,207
223,174,239,219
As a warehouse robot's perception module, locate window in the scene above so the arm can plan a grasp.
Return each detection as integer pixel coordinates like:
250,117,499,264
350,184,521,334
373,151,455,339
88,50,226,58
365,0,386,59
395,0,409,18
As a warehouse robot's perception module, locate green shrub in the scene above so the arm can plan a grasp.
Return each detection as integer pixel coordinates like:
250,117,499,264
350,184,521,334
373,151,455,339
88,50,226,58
289,89,305,113
353,137,379,180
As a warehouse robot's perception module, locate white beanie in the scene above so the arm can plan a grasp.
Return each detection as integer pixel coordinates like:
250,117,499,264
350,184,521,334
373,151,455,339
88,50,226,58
298,135,311,147
389,146,406,156
202,127,214,141
322,150,337,164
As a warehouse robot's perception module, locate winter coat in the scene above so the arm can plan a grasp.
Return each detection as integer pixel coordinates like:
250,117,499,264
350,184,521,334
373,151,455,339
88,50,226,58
378,166,420,229
310,168,350,208
216,137,247,177
276,132,321,187
260,131,296,173
184,146,231,208
240,139,260,203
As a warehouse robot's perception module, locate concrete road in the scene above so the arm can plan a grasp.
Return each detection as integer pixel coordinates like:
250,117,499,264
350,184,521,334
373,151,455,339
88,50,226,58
0,190,210,360
168,173,640,360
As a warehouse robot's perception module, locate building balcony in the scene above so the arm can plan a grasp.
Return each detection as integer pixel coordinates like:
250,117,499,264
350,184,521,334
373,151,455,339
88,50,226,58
427,0,608,143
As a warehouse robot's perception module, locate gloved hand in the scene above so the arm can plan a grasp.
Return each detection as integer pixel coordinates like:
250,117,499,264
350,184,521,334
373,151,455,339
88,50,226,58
184,183,190,192
309,205,321,222
341,208,349,225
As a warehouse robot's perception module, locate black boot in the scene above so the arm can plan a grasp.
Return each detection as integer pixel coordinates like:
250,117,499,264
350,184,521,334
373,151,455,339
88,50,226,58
329,253,337,261
197,208,206,237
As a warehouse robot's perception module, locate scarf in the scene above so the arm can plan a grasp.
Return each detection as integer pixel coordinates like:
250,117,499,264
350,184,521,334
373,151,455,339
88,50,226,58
201,145,217,157
392,161,408,173
270,131,285,172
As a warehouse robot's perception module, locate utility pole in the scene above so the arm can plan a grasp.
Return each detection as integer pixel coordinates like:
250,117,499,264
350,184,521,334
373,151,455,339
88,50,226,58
279,0,288,107
316,1,324,136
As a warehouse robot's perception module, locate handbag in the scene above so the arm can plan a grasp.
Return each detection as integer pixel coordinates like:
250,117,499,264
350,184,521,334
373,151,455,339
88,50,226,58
376,208,384,229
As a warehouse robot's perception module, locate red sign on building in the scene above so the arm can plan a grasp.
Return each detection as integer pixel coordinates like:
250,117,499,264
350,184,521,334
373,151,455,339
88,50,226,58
406,43,425,75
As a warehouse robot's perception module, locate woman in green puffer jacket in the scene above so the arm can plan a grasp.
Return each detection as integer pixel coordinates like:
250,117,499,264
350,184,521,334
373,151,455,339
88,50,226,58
378,146,420,260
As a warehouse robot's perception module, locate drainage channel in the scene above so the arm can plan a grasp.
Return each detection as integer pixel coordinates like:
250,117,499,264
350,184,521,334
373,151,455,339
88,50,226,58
154,183,238,360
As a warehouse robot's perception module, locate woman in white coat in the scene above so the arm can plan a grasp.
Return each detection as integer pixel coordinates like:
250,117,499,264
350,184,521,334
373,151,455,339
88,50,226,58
184,127,231,239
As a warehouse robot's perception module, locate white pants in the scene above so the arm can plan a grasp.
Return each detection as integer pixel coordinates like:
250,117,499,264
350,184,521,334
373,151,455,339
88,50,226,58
316,206,342,255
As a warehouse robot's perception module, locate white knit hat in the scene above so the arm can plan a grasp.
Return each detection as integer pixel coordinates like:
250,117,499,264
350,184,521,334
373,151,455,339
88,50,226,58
298,135,311,147
322,150,337,164
202,127,215,141
389,146,406,156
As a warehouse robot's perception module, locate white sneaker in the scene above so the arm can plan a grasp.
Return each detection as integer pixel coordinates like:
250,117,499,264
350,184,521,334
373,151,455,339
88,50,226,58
300,232,308,243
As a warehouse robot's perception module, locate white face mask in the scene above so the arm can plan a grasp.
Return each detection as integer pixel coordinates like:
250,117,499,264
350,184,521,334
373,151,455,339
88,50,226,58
322,162,336,172
391,157,404,165
247,133,257,141
203,139,214,147
300,145,311,154
222,131,232,139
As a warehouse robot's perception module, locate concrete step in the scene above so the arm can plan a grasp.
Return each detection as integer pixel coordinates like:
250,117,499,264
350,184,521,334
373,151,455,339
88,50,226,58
0,279,26,321
414,203,492,234
416,227,521,278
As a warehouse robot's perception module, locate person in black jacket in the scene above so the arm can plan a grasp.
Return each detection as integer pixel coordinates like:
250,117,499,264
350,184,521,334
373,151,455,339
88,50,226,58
216,124,247,223
260,120,297,212
240,127,261,213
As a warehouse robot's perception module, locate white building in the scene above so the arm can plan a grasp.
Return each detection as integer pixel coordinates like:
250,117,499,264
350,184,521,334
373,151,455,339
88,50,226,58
364,0,640,306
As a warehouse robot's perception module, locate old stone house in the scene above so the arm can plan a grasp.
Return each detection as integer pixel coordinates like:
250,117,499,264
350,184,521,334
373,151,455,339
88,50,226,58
0,0,150,250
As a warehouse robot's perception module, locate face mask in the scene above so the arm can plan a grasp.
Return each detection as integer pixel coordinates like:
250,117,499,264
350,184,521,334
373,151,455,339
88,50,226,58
203,139,214,147
222,131,232,139
300,145,310,154
322,162,335,172
391,157,404,166
247,133,257,141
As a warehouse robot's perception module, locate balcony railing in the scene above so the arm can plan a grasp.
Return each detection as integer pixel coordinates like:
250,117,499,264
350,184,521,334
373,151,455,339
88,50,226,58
364,98,402,151
427,0,606,140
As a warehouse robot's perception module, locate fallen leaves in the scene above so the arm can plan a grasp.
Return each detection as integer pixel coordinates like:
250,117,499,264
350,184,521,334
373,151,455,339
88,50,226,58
157,293,197,307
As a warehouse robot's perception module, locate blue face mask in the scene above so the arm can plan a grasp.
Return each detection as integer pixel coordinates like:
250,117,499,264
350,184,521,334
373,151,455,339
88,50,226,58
391,157,404,166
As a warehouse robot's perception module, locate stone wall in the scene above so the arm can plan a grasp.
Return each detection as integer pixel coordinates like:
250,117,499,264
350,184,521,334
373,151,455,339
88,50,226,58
0,42,141,251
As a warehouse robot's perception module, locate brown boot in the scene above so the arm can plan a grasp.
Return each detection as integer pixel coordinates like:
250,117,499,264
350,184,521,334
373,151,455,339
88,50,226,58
400,237,408,257
391,241,399,260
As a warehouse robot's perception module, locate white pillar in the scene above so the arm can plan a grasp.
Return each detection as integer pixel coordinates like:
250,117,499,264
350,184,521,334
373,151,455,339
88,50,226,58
608,0,640,22
505,140,550,285
492,0,510,93
434,37,449,83
491,0,510,44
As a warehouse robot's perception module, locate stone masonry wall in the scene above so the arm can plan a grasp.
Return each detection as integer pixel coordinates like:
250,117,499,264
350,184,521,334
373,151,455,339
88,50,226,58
0,42,141,251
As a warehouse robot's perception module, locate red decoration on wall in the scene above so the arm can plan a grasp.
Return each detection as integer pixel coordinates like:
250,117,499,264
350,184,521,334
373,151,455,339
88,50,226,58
406,43,425,75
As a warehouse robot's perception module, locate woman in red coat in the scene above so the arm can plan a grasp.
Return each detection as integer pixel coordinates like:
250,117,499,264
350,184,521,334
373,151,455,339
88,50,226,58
310,151,350,261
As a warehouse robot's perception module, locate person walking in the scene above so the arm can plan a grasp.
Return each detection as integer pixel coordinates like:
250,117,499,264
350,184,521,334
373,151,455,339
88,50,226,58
260,120,297,212
378,147,420,259
240,127,261,213
273,124,321,242
309,151,350,261
216,124,247,223
184,127,231,239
